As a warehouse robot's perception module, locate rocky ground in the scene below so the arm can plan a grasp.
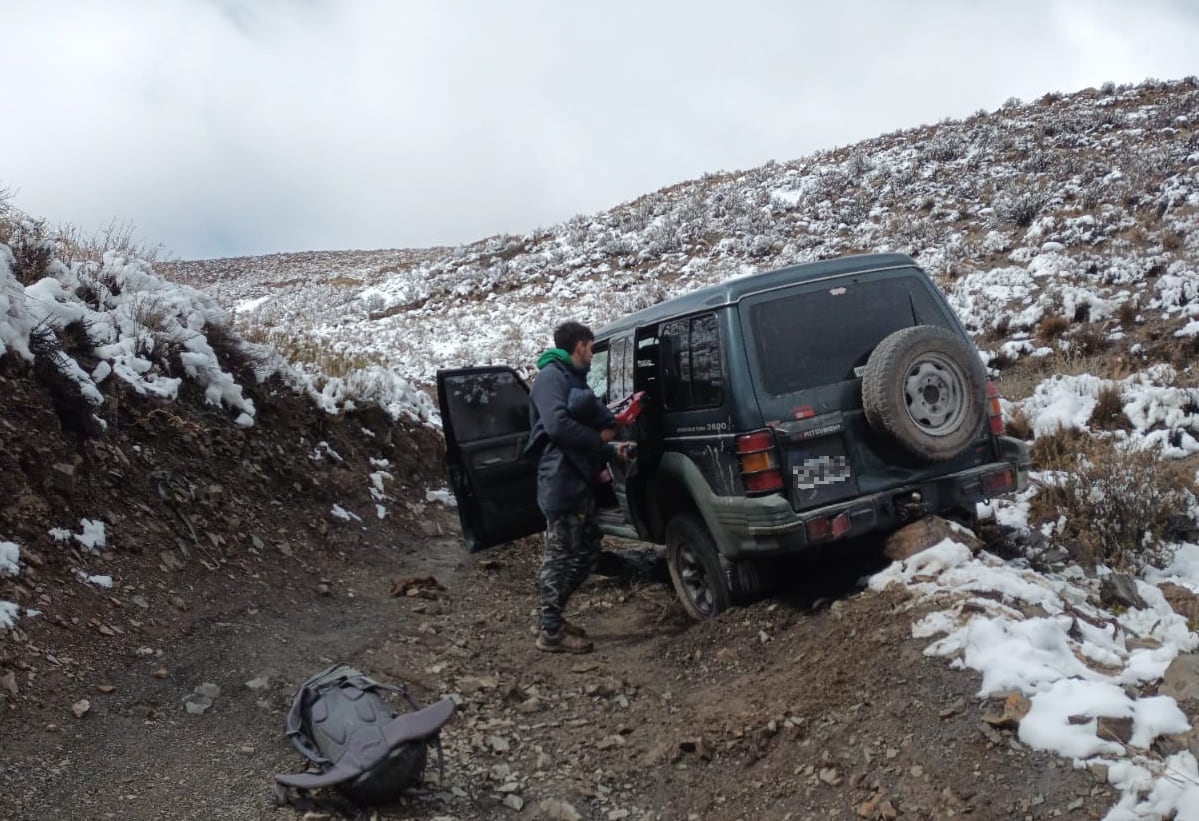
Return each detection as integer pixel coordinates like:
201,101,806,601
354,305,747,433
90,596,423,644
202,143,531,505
0,358,1125,820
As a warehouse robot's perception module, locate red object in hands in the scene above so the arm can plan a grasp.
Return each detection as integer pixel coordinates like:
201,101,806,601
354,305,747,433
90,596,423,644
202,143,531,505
614,391,647,427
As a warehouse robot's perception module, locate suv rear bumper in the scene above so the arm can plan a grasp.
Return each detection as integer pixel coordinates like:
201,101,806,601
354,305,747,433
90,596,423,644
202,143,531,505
707,455,1029,559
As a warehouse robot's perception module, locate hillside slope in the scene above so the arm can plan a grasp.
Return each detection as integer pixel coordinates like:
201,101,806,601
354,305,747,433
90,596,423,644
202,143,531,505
166,78,1198,391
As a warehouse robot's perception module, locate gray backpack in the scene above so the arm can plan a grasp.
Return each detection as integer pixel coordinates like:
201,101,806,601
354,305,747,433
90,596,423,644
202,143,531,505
275,664,455,807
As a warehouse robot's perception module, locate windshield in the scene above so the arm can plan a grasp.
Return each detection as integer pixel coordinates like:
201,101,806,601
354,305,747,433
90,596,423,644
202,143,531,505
745,273,953,396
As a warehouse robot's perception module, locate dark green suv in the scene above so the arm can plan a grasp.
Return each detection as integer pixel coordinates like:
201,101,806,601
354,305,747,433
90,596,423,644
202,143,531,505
438,253,1029,619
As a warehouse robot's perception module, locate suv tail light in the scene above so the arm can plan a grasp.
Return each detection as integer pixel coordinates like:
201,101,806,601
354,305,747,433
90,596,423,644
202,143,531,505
736,430,784,494
805,511,852,543
986,381,1005,436
982,467,1016,496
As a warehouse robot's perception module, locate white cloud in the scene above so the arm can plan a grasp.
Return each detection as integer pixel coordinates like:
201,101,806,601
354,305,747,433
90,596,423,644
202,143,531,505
2,0,1198,259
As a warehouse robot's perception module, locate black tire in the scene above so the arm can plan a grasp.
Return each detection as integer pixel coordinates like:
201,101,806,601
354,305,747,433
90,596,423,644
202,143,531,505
665,514,731,621
862,325,986,462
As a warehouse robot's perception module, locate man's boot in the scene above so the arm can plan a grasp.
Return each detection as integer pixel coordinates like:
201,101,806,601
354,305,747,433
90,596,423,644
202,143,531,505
535,629,593,654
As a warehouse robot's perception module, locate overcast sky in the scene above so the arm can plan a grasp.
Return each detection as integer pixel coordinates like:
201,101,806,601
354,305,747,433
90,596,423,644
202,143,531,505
2,0,1198,261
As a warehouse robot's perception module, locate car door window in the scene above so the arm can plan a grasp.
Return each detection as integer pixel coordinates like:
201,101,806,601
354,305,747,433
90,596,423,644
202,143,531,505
587,347,610,402
690,314,723,407
608,336,633,401
661,314,724,410
442,370,530,442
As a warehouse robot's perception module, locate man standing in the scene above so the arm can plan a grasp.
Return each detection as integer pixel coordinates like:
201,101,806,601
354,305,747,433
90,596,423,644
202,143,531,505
527,321,630,654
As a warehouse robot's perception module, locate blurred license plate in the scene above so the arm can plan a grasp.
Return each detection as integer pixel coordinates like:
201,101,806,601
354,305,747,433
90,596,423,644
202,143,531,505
793,455,852,490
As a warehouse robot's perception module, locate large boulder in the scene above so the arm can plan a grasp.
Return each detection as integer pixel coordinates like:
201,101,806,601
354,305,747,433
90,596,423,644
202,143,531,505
883,515,983,562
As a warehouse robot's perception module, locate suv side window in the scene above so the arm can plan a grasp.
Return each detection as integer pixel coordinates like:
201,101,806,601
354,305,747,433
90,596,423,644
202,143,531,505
587,346,610,402
661,313,724,411
609,336,633,401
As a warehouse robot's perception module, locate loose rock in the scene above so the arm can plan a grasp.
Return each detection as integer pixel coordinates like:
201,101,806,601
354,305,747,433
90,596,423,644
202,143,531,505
1161,654,1199,703
536,799,581,821
1100,573,1145,610
884,515,982,561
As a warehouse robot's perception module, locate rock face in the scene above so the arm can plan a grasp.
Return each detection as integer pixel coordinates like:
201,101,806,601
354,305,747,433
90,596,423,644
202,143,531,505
883,516,983,562
1161,654,1199,703
1099,574,1146,610
1158,582,1199,622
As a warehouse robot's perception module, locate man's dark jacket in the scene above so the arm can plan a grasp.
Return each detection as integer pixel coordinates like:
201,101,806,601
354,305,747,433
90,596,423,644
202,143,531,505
525,350,615,518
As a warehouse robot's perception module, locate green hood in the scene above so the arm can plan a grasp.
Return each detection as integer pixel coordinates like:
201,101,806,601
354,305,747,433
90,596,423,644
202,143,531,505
536,348,574,369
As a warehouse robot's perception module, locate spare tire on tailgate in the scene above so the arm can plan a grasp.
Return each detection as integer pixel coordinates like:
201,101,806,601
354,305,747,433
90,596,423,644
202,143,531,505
861,325,986,462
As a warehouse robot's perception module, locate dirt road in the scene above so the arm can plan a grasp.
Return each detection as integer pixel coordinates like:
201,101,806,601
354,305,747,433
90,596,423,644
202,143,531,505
0,513,1115,820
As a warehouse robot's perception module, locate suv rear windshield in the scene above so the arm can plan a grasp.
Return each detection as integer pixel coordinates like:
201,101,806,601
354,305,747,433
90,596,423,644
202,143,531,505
746,273,952,395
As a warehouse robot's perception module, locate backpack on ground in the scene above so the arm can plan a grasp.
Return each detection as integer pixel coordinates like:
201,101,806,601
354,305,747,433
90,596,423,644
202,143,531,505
275,663,455,808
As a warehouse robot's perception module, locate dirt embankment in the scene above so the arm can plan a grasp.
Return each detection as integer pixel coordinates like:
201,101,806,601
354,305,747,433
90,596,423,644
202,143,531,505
0,359,1118,820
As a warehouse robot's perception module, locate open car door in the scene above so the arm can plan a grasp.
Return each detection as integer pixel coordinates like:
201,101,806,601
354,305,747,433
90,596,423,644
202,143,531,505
436,366,545,552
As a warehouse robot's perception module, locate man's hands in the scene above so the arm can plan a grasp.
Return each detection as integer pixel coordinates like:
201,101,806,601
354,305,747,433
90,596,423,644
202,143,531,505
611,442,636,463
602,428,636,462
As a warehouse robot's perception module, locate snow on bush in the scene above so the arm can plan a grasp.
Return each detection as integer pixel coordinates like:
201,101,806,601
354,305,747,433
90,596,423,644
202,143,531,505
0,541,20,578
1,241,256,423
1014,366,1199,457
3,213,438,429
0,540,21,630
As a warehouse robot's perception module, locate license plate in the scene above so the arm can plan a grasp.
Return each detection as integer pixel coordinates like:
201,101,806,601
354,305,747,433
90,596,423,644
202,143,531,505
793,455,852,490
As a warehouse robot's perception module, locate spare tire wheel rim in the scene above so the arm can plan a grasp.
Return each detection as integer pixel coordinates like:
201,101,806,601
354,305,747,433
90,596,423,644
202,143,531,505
678,542,713,615
903,352,967,436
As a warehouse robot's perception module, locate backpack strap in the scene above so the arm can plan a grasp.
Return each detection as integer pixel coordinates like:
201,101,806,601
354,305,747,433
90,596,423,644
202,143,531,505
284,666,342,766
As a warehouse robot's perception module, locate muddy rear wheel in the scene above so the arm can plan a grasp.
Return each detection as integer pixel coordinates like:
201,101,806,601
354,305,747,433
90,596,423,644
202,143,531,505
665,514,731,620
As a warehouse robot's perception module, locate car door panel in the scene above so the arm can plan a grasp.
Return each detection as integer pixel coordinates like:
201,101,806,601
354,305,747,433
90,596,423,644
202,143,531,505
436,367,545,551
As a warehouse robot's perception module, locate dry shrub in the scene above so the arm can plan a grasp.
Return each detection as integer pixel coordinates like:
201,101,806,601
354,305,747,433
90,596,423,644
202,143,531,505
1030,437,1195,571
1005,405,1033,440
0,215,54,286
1035,315,1070,345
127,294,179,366
1089,384,1129,431
989,314,1012,341
1030,425,1088,471
1068,323,1109,357
242,325,383,377
989,349,1017,371
1115,300,1139,327
1162,230,1186,252
204,321,263,380
997,192,1047,228
54,218,164,268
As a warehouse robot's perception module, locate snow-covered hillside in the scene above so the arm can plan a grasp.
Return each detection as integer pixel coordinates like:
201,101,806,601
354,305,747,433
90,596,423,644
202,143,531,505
166,77,1199,389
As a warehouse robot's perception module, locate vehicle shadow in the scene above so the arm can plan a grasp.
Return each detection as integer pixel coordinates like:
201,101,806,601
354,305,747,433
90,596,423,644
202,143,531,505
760,534,890,612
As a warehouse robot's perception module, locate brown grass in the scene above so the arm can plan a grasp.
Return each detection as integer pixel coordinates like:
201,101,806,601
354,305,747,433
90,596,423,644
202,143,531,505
1068,323,1109,357
1005,405,1033,440
1089,383,1129,431
240,325,383,377
1162,230,1186,252
1029,425,1089,472
1035,315,1070,345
